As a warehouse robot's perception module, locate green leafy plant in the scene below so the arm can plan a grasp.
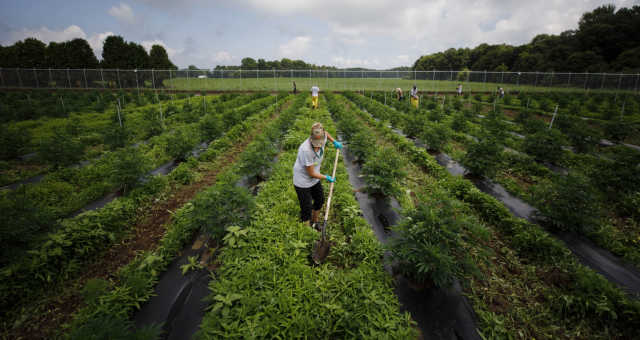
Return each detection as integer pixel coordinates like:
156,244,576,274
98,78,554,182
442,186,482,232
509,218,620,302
420,122,450,151
462,138,503,178
37,130,84,168
532,174,602,233
222,226,249,248
165,128,197,161
191,183,255,239
523,129,566,163
361,146,407,198
181,256,204,274
108,147,151,193
0,125,30,160
387,193,474,287
349,129,376,162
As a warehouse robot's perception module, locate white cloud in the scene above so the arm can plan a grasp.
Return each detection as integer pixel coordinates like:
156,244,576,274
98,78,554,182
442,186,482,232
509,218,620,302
212,51,233,63
88,31,115,58
237,0,633,68
0,25,115,60
141,39,181,57
1,25,87,45
109,3,135,24
279,36,311,58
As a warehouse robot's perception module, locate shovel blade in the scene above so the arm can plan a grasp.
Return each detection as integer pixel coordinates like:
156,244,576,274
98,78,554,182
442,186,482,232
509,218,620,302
312,238,331,264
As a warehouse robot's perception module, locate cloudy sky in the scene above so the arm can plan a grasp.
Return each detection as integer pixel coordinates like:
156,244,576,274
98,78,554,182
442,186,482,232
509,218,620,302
1,0,637,69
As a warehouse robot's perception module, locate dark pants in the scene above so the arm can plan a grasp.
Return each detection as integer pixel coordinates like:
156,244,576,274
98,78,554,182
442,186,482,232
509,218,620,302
294,181,324,222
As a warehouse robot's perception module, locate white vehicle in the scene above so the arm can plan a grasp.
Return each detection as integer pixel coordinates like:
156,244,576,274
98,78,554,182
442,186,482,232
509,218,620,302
197,75,206,79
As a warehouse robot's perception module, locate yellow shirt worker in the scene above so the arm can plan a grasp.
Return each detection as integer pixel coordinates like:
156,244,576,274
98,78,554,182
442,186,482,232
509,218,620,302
311,85,320,109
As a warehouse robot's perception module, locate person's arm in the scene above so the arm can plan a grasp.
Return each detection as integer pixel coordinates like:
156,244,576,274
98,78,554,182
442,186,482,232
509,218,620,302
306,165,326,180
325,131,342,149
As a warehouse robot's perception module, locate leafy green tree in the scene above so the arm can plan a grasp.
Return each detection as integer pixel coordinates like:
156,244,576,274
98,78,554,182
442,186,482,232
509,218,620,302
149,45,176,69
192,183,255,239
165,128,197,161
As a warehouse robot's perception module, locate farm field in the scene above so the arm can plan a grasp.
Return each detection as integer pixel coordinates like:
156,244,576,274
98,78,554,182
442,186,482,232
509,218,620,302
1,89,639,339
161,76,639,95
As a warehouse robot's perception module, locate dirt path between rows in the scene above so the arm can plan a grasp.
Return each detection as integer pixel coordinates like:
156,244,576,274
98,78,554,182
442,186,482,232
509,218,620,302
5,104,287,340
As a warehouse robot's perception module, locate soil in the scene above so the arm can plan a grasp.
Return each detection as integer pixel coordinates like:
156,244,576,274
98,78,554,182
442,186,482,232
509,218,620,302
4,107,281,340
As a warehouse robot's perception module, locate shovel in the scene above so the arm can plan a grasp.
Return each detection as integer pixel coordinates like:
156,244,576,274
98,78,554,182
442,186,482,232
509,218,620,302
312,148,340,264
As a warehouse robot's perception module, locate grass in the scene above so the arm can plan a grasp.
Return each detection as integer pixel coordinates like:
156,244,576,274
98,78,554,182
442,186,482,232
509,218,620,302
161,77,638,94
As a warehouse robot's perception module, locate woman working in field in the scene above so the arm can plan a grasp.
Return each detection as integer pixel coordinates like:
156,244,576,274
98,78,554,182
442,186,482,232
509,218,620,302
292,122,342,229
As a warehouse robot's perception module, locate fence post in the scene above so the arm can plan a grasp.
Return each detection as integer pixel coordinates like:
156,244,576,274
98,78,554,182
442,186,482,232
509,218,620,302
116,68,121,89
584,72,588,91
534,71,538,88
16,68,23,88
135,69,139,95
567,72,571,88
635,73,640,94
83,68,88,89
615,73,622,102
0,68,4,88
48,67,53,88
601,73,605,90
33,68,39,88
151,68,155,89
239,69,242,90
100,68,105,89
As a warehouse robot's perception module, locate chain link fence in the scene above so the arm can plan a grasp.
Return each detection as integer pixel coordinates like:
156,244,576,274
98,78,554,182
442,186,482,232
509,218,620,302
0,68,638,94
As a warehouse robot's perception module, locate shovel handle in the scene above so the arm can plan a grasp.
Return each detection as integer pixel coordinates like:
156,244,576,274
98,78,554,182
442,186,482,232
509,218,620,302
323,148,340,223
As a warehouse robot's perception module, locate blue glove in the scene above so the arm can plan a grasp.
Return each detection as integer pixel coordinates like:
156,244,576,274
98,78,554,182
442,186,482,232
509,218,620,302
333,140,343,149
325,175,335,183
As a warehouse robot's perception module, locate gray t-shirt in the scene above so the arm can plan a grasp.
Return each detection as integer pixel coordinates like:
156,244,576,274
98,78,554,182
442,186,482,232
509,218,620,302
293,136,326,188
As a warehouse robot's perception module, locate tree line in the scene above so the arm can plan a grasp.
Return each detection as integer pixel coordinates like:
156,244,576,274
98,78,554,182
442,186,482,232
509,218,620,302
413,4,640,73
0,35,176,70
214,57,338,70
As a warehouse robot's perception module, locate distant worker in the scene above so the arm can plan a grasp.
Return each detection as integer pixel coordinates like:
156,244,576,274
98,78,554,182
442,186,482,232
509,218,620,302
293,81,297,94
311,85,320,109
410,85,419,109
395,87,404,101
457,84,462,96
498,87,505,98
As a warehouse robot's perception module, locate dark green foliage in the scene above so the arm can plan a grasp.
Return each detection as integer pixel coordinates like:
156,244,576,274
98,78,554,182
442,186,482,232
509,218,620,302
472,102,483,114
604,121,632,142
533,174,601,233
387,193,475,287
0,187,55,264
142,108,164,138
191,183,255,239
522,117,548,134
403,112,426,138
349,129,375,162
450,112,468,132
361,146,407,198
592,147,640,198
481,114,509,143
37,130,85,168
108,147,151,193
462,138,503,178
69,314,161,340
199,114,223,141
103,123,130,150
165,128,197,161
421,122,450,151
523,129,566,163
0,125,30,160
238,135,278,181
558,119,601,153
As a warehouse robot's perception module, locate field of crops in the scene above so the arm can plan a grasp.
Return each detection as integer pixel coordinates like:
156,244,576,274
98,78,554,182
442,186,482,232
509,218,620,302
1,88,639,339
